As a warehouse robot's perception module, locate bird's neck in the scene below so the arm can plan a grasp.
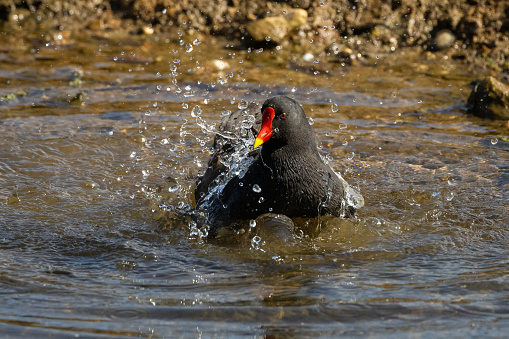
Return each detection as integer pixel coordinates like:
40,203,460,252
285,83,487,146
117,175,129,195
261,138,321,171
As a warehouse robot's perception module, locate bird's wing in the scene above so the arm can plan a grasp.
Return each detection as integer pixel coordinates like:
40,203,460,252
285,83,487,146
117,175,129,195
195,102,262,203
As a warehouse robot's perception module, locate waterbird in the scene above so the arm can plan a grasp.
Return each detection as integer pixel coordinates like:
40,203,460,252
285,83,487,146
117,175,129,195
194,96,363,236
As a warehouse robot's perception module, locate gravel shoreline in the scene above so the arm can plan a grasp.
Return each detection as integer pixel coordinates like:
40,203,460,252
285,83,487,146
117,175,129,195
1,0,508,72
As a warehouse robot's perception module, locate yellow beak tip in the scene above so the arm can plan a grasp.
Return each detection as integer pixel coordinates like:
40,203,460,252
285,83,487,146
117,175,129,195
253,138,263,149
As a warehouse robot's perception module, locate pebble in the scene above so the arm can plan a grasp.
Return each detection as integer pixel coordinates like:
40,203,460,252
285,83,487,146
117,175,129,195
210,60,230,71
431,30,456,51
467,76,509,120
302,53,314,62
246,9,308,45
141,26,154,35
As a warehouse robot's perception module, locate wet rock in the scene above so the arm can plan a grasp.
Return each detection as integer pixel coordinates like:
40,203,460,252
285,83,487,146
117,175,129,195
246,9,308,45
302,52,314,62
468,76,509,120
209,59,230,71
430,30,456,51
141,25,154,35
70,92,87,105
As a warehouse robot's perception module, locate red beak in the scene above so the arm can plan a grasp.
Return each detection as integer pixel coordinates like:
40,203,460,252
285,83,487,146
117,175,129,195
253,107,275,149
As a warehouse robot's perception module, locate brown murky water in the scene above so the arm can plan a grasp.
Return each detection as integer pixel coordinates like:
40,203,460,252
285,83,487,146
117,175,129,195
0,34,508,337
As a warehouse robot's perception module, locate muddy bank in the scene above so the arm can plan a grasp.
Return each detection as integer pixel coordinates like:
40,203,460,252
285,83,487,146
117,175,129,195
1,0,508,72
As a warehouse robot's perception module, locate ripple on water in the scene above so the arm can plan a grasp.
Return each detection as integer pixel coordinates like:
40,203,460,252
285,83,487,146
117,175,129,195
0,39,508,337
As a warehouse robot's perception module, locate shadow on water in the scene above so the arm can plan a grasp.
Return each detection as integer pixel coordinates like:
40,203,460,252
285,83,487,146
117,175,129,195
0,34,508,337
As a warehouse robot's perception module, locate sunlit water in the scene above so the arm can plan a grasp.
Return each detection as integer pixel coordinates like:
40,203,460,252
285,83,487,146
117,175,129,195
0,35,508,337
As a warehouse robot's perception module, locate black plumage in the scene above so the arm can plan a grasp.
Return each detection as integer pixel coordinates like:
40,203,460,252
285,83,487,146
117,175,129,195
194,96,363,236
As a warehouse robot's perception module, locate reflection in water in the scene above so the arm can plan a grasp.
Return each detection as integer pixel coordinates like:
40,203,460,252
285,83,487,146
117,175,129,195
0,35,508,337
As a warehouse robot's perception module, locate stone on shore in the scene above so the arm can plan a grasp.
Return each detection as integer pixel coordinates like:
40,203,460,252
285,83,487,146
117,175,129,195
246,9,308,45
467,76,509,120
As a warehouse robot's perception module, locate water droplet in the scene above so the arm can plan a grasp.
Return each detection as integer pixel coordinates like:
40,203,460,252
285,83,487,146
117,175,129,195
193,39,201,45
169,184,179,193
338,123,347,130
182,103,188,109
265,36,271,42
347,152,355,160
251,235,262,249
445,191,454,201
185,43,193,52
252,184,261,193
142,169,150,179
191,105,202,117
331,103,338,113
238,100,248,110
258,197,265,203
249,219,256,228
307,117,314,125
491,137,498,145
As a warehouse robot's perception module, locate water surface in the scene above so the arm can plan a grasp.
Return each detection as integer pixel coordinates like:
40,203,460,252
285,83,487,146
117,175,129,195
0,34,508,337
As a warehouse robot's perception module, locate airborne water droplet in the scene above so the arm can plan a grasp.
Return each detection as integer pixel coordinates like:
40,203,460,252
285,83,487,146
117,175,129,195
185,43,193,53
445,190,454,201
191,105,202,117
331,103,338,113
238,100,248,110
252,184,261,193
251,235,261,249
491,137,498,145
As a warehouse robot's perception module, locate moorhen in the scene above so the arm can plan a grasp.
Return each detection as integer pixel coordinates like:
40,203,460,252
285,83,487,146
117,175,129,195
194,96,363,236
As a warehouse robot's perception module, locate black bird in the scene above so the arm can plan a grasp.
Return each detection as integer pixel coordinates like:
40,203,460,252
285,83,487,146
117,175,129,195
194,96,363,236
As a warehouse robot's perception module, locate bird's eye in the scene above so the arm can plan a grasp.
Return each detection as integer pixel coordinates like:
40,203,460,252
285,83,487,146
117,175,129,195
280,112,288,120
